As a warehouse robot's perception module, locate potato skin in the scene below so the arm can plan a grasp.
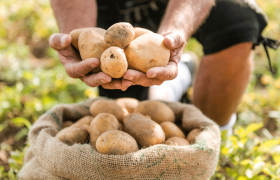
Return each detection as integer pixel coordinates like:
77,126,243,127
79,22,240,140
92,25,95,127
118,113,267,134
89,113,119,147
96,130,139,155
186,128,201,144
115,98,139,113
104,22,135,49
76,115,94,126
133,27,152,40
160,122,185,140
165,137,190,146
124,113,165,147
90,99,125,122
56,123,88,145
100,47,128,78
125,33,170,72
62,121,73,128
134,100,175,124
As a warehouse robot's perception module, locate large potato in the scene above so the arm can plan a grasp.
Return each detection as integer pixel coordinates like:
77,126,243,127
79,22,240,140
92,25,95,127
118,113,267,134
76,115,94,126
186,128,201,144
124,113,165,147
69,27,106,49
56,123,88,145
165,137,190,146
96,130,139,155
100,47,128,78
160,122,185,139
104,22,135,49
125,33,170,72
79,29,109,73
89,113,119,147
115,97,139,113
133,27,152,40
90,99,125,122
134,100,175,124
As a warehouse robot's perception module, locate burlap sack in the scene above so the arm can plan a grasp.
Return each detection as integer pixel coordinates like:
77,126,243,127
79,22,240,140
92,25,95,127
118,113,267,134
19,98,220,180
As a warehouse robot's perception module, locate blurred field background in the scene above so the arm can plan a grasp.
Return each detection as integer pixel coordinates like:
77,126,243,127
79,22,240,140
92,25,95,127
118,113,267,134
0,0,279,179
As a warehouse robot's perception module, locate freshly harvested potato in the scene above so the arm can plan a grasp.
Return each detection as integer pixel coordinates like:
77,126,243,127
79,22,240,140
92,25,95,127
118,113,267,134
124,113,165,147
96,130,139,155
100,47,128,78
76,115,94,126
186,129,201,144
62,121,73,128
90,99,125,122
123,113,142,125
115,98,139,113
134,100,175,124
69,27,106,49
165,137,190,146
56,123,88,145
160,122,185,139
89,113,119,147
79,29,109,73
133,27,152,40
125,33,170,72
104,22,135,49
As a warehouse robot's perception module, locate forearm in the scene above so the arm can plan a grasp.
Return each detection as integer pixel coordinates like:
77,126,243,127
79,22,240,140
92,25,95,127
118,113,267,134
158,0,215,40
50,0,97,34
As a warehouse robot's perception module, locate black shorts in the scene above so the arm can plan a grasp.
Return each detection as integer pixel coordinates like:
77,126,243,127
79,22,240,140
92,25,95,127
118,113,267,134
96,0,268,100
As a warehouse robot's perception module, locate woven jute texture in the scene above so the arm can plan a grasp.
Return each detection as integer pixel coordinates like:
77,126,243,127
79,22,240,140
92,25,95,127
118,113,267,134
19,98,220,180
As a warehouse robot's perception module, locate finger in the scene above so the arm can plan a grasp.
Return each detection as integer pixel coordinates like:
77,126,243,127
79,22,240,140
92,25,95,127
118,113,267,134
123,70,163,86
101,79,123,90
121,80,135,91
49,33,71,50
164,31,186,49
63,58,100,78
80,72,111,87
146,61,178,80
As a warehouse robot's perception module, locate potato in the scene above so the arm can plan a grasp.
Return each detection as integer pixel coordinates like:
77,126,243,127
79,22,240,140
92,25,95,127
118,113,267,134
125,33,170,72
69,27,106,49
115,98,139,113
133,27,152,40
118,122,124,131
124,113,165,147
89,113,119,147
56,123,88,145
79,29,109,73
96,130,139,155
186,128,201,144
160,122,185,140
90,99,125,122
134,100,175,124
76,115,94,126
62,121,73,128
165,137,190,146
104,22,135,48
100,47,128,78
123,113,142,125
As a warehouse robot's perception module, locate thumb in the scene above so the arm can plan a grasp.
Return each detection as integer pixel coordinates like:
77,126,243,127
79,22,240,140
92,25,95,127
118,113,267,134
49,33,71,51
164,31,186,49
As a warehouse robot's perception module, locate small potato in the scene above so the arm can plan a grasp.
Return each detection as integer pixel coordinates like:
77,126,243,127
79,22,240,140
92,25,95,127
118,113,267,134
125,33,170,73
160,122,185,140
115,98,139,113
96,130,139,155
134,100,175,124
89,113,119,147
124,113,165,147
70,27,106,49
79,29,109,73
76,115,94,126
133,27,153,40
100,47,128,78
186,129,201,144
104,22,135,48
165,137,190,146
62,121,73,128
56,123,88,145
90,99,125,122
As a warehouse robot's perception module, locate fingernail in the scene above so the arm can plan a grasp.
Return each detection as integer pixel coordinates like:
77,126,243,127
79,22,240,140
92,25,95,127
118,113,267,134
100,79,107,84
126,76,134,80
61,35,67,47
91,63,97,68
149,73,157,78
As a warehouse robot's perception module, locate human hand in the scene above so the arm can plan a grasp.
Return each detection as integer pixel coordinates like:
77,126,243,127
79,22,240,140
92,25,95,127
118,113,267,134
49,33,133,91
122,31,186,87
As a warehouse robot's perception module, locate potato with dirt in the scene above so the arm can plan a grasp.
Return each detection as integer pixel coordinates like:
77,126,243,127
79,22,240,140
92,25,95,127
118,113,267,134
186,128,202,144
165,137,190,146
133,27,153,40
96,130,139,155
89,113,119,147
115,97,139,113
160,122,185,139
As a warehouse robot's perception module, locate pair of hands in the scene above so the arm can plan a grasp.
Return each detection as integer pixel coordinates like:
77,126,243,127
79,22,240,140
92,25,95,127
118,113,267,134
49,31,186,91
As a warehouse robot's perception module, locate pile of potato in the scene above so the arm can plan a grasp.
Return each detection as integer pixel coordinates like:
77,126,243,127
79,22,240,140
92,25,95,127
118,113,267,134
69,23,170,78
56,98,202,155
